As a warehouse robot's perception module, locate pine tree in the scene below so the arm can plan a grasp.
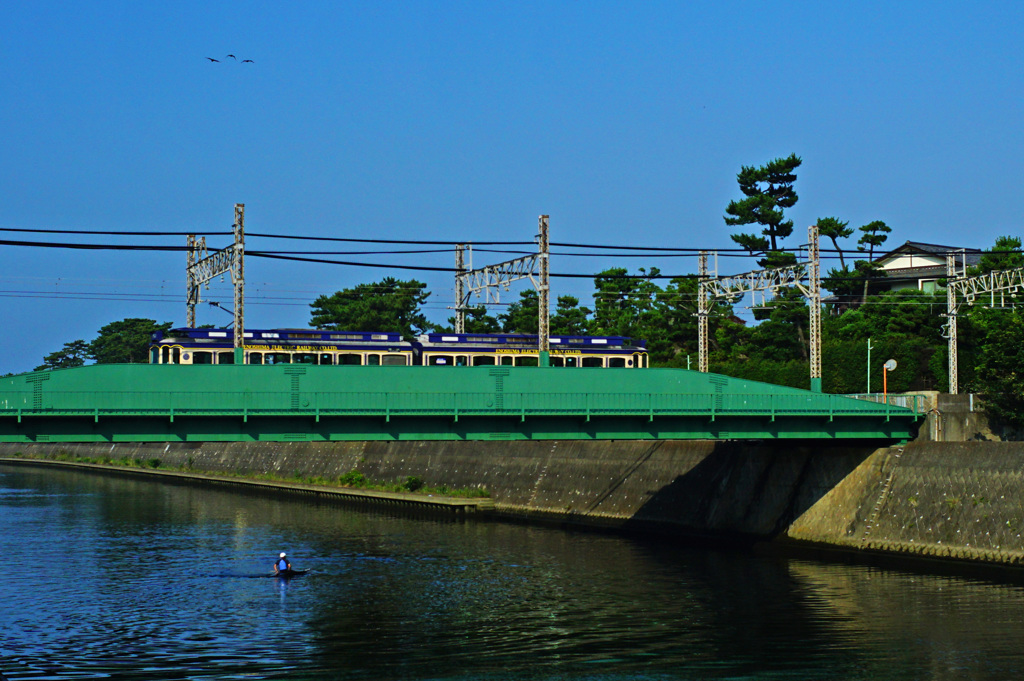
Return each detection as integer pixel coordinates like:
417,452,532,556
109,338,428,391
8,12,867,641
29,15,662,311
724,154,802,267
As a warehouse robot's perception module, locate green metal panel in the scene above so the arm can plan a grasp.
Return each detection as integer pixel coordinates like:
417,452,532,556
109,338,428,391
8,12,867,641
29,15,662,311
0,364,921,443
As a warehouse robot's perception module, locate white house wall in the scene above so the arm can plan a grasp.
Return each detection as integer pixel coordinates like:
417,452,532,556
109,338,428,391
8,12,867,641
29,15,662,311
879,253,944,270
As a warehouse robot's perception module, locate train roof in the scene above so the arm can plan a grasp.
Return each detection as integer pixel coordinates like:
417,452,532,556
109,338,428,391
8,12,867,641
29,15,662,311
151,328,646,349
152,328,403,342
419,332,646,348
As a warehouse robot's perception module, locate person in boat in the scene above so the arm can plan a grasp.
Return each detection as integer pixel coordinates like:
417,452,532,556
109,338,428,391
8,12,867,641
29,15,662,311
274,552,292,574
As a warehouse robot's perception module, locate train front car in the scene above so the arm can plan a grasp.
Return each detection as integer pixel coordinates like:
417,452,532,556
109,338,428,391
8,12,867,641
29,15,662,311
417,333,648,368
149,328,415,366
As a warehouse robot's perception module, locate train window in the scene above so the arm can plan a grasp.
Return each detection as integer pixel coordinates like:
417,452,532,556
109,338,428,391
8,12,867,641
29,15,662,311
550,356,564,367
382,354,407,366
218,352,235,365
455,355,468,366
367,354,381,366
193,351,214,365
338,353,362,366
172,347,181,364
162,347,170,364
295,353,317,365
516,356,539,367
319,353,334,365
472,356,496,366
582,357,603,368
249,353,263,365
500,356,514,366
565,356,578,368
150,348,158,364
608,357,626,368
429,355,453,366
266,353,291,365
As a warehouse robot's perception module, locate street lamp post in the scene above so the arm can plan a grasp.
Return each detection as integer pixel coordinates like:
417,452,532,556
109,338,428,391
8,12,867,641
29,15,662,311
883,358,897,403
867,338,874,394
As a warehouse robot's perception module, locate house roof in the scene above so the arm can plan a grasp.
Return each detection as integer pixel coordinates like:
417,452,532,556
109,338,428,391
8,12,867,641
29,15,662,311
875,240,982,267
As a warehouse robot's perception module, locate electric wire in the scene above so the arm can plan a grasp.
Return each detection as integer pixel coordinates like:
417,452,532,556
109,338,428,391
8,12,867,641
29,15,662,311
1,237,982,281
1,226,998,257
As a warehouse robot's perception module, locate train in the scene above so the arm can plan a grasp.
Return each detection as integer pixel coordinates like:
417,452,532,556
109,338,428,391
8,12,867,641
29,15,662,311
150,328,649,368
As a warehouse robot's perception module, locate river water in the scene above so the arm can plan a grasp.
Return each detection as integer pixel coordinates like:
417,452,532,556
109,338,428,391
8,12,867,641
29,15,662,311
2,464,1024,680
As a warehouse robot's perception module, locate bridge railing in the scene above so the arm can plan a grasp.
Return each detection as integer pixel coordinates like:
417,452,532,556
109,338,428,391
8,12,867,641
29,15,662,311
845,393,929,413
0,390,921,418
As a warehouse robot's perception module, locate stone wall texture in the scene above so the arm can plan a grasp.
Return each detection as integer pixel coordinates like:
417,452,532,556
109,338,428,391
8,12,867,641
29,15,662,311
3,439,1023,566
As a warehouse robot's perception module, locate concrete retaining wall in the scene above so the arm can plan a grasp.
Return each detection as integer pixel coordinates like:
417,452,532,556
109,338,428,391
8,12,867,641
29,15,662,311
785,441,1024,565
2,439,1022,567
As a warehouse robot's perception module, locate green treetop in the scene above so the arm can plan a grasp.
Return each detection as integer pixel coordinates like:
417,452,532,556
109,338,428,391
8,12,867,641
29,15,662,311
724,154,802,267
35,339,90,371
310,277,431,340
856,220,892,302
499,290,540,334
89,318,173,364
969,235,1024,276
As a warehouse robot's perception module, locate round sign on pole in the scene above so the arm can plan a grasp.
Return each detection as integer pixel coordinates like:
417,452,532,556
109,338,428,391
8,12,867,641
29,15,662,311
884,359,897,371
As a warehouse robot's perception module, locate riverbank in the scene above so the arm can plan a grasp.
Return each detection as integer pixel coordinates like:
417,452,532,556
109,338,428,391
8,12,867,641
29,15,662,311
0,455,494,514
2,439,1022,569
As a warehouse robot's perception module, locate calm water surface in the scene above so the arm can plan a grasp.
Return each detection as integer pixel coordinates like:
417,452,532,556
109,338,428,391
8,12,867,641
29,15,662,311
2,463,1024,680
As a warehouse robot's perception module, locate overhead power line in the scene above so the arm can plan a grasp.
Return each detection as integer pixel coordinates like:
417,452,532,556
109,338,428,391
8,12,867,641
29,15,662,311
1,236,1005,280
11,225,1000,257
0,227,234,236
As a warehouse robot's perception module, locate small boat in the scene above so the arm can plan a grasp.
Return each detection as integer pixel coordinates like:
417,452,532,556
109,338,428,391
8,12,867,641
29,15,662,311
273,568,308,578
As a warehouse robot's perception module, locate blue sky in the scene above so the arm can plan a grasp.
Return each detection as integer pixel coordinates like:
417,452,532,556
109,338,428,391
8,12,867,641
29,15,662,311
1,1,1022,374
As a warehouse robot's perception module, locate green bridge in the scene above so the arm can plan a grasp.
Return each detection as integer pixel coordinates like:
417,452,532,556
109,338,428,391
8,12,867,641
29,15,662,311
0,364,921,443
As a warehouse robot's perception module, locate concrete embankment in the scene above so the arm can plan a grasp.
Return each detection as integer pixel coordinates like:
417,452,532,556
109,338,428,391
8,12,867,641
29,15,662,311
2,439,1023,568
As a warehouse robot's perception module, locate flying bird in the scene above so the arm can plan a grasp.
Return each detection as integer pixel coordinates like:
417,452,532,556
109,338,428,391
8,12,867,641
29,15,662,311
241,59,254,63
206,57,219,62
226,54,237,60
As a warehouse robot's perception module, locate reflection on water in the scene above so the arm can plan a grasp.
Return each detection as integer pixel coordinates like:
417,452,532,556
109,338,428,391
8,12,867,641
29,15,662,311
2,464,1024,680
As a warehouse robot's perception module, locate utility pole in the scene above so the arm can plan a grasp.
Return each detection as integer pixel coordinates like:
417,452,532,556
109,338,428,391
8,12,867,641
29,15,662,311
185,234,207,328
233,204,245,362
946,253,959,394
538,215,550,367
697,251,709,373
799,223,822,392
454,244,467,334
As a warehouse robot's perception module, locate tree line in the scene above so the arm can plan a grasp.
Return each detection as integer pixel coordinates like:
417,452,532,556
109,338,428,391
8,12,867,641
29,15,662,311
25,155,1024,427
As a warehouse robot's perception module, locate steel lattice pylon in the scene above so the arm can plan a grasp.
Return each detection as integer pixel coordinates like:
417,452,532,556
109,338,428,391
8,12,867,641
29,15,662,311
186,204,245,352
453,215,550,359
943,251,1024,394
697,224,822,390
